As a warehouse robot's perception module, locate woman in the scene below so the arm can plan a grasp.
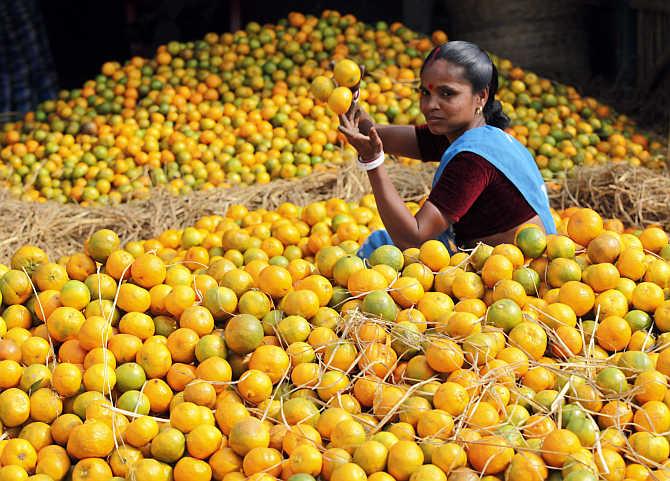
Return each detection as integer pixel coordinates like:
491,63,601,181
338,41,557,258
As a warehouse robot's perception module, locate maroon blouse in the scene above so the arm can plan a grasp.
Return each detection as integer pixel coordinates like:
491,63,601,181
415,124,536,241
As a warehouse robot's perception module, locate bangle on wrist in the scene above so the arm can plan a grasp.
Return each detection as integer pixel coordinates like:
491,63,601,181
357,150,384,171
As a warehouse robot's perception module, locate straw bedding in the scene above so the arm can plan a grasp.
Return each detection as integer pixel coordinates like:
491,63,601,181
0,161,667,262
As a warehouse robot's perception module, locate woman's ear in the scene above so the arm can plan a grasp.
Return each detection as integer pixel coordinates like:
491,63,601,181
479,86,490,107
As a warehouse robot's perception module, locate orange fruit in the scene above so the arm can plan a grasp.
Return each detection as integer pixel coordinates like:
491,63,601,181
594,289,629,318
179,305,215,336
433,381,470,416
633,400,670,433
86,229,120,262
587,232,622,264
541,429,582,467
311,75,335,102
77,315,112,350
546,258,582,288
567,208,603,246
209,448,243,480
546,234,576,260
417,291,454,323
237,369,273,404
505,451,548,481
46,306,86,342
248,344,290,384
0,270,33,306
0,359,22,389
105,249,135,281
596,316,631,352
482,254,514,288
467,435,514,474
558,280,595,316
130,253,167,288
328,87,353,115
71,457,113,481
451,271,484,300
173,456,212,481
419,240,451,271
0,438,37,472
594,448,626,481
125,415,159,447
515,226,547,258
186,424,223,459
387,440,424,481
66,253,96,281
632,281,664,312
333,59,361,88
639,226,668,253
258,265,293,298
289,444,323,476
331,462,368,481
117,283,151,313
136,341,173,379
425,337,464,373
35,444,71,480
224,314,264,354
66,420,115,459
416,409,454,440
352,439,388,475
332,255,365,287
229,418,270,456
243,447,283,477
0,387,30,427
492,243,525,267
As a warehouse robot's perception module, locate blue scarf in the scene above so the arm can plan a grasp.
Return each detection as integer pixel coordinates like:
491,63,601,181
434,125,556,239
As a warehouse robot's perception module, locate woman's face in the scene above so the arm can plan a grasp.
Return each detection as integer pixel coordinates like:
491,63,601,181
419,59,487,140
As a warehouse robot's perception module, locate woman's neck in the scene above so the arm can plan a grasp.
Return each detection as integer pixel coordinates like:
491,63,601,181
446,117,487,143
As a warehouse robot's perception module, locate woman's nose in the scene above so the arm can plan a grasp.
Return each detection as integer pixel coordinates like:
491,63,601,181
423,93,439,111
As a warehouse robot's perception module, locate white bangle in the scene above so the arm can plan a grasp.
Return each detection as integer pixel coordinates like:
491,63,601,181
357,150,385,171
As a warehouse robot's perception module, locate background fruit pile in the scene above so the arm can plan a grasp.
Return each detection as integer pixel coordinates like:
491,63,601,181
0,10,665,205
0,195,670,480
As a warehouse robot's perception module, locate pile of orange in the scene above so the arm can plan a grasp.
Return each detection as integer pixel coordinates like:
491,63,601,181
0,194,669,480
495,62,667,178
0,10,664,205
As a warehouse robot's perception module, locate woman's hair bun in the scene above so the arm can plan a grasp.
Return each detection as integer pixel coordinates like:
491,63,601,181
483,99,510,130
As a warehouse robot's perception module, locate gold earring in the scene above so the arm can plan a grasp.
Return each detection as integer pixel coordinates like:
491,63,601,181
475,107,482,116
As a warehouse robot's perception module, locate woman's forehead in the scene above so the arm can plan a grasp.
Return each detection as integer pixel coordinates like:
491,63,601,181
420,59,468,86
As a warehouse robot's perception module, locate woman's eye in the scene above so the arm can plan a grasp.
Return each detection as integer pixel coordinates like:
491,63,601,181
419,88,429,96
440,89,451,97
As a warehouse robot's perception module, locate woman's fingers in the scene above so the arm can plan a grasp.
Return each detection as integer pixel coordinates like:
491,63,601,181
369,127,383,150
353,105,362,125
338,113,352,129
337,125,361,140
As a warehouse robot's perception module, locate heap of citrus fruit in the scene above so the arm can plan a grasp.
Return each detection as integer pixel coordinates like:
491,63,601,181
0,193,670,481
0,10,664,205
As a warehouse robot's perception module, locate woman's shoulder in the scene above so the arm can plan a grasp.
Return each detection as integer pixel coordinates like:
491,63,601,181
448,150,495,169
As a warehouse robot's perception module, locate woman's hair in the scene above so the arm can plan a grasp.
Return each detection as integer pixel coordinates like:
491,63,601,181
422,41,510,130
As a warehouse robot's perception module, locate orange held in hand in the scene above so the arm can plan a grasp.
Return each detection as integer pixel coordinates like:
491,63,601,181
333,59,362,88
328,87,353,115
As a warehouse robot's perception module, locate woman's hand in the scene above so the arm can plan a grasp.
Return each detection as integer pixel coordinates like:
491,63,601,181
338,105,383,162
350,102,375,135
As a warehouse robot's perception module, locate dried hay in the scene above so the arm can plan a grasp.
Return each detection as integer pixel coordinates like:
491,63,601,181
0,162,434,262
1,160,669,264
548,163,670,229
